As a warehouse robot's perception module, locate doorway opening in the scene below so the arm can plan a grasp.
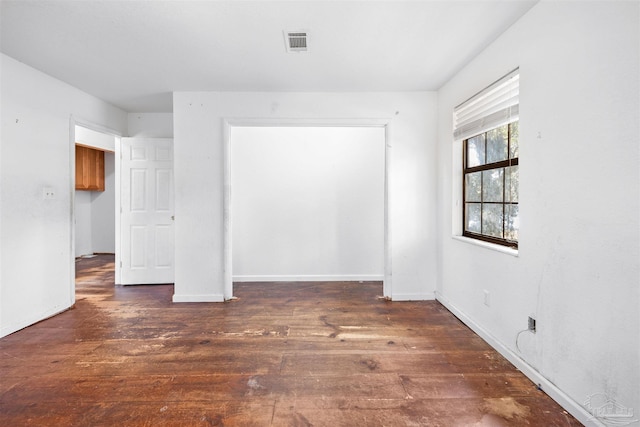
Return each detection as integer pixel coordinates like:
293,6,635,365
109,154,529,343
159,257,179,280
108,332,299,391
72,123,119,298
224,121,391,300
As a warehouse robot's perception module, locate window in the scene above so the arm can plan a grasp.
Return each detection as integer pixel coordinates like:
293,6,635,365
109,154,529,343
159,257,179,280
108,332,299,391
454,68,519,248
463,122,518,247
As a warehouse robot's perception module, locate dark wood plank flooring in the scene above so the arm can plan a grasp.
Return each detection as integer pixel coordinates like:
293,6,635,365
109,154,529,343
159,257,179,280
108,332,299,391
0,255,581,426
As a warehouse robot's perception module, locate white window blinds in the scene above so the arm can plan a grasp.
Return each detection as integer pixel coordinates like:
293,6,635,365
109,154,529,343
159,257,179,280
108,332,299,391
453,68,519,141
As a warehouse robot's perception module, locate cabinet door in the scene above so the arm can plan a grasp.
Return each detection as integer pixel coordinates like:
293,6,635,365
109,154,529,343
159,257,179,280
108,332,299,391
87,148,104,190
75,145,105,191
75,146,87,189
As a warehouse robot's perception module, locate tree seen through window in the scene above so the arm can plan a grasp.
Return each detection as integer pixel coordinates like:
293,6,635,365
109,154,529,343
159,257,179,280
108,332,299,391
463,122,519,247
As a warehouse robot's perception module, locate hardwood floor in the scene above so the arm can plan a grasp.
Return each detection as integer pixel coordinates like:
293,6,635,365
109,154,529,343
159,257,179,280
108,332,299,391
0,255,581,426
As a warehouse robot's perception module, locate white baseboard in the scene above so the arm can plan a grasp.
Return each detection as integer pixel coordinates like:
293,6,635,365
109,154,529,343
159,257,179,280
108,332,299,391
232,274,384,283
391,292,436,301
172,293,225,303
435,291,606,427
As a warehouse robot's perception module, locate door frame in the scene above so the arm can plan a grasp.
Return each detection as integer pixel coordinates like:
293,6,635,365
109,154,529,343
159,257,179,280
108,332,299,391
69,116,122,299
222,118,392,301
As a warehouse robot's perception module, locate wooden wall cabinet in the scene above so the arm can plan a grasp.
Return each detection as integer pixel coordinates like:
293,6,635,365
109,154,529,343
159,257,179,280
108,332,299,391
75,144,105,191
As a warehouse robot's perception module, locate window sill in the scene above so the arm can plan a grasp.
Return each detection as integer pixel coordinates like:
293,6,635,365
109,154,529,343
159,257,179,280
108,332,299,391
452,235,519,257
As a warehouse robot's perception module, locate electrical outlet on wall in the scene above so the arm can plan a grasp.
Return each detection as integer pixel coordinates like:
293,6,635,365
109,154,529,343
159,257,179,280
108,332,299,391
483,290,490,307
43,187,55,200
528,315,537,333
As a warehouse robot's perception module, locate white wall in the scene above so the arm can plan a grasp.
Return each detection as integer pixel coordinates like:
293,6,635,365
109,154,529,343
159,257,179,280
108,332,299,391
173,92,437,302
231,126,384,281
0,53,127,337
128,113,173,138
436,2,639,425
75,191,92,257
91,151,115,253
76,125,116,151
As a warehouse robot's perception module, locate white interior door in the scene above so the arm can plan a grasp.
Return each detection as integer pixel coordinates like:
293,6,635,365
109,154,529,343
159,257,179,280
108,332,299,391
119,138,174,285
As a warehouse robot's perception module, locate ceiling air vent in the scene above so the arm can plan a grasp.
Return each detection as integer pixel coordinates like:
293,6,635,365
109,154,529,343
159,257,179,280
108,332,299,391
284,30,309,53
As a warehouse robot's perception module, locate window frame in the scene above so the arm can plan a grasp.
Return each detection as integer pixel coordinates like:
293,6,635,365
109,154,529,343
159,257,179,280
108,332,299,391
462,122,519,249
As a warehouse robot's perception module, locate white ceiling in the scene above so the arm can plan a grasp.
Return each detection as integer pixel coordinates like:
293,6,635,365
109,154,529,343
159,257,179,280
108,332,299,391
1,0,538,112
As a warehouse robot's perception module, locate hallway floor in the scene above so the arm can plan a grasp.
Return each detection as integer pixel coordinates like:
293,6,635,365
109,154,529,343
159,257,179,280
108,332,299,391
0,255,581,426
